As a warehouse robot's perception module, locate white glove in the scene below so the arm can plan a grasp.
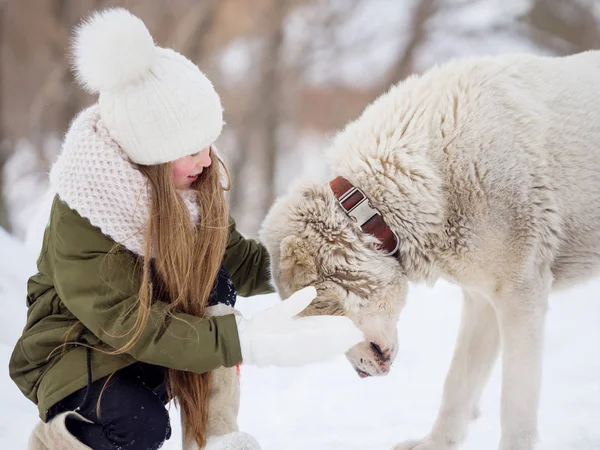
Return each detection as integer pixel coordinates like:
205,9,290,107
235,286,364,368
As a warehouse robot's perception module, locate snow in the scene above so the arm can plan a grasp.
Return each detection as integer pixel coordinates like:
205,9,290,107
2,1,599,446
3,137,58,240
2,220,599,448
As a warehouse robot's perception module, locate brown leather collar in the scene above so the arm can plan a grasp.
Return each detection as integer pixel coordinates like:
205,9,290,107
329,176,399,256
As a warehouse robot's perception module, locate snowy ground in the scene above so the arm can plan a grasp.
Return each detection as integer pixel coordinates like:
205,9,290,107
2,224,599,449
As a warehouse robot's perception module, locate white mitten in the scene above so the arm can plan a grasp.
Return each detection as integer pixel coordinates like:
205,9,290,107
235,286,364,367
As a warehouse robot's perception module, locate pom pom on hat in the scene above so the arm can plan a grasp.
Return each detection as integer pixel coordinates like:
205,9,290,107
71,7,157,93
68,7,223,165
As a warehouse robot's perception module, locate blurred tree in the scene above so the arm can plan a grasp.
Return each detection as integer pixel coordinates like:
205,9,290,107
384,0,438,86
0,0,8,231
522,0,600,53
1,0,600,236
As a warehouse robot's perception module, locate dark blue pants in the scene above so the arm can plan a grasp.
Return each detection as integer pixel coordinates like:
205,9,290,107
46,363,171,449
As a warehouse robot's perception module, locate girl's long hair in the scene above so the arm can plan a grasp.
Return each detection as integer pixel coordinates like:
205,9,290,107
132,150,230,448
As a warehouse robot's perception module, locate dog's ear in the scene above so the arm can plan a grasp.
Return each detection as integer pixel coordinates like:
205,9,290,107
279,235,319,288
298,289,345,317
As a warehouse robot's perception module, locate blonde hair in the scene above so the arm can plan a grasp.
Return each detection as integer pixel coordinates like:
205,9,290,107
133,150,230,447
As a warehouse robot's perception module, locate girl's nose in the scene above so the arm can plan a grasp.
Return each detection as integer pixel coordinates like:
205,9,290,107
196,148,212,168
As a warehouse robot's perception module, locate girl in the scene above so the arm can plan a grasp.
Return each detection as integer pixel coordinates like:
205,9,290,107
9,8,363,450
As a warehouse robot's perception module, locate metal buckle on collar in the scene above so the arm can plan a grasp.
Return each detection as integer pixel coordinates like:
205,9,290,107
338,186,380,227
337,186,400,257
350,198,380,228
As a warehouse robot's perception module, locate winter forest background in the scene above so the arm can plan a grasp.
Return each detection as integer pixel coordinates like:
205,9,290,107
1,0,600,449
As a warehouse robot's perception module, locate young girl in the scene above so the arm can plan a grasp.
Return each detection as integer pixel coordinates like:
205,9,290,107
9,8,363,450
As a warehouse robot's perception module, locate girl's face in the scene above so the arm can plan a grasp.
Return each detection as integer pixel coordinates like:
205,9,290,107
172,146,212,190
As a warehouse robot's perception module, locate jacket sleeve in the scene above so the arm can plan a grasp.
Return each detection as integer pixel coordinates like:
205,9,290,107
51,205,243,374
222,216,275,297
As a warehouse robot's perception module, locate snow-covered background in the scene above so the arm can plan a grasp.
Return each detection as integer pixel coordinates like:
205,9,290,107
2,193,599,449
2,0,600,448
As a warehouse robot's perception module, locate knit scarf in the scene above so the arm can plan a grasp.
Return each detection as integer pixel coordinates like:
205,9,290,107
49,105,200,256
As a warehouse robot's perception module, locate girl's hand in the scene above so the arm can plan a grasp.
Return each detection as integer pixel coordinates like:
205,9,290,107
235,287,365,367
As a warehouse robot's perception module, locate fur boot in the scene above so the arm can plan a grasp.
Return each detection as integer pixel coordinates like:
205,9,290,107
29,411,93,450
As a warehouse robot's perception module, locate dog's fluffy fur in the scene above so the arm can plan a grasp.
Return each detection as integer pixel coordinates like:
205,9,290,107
259,51,600,449
182,304,261,450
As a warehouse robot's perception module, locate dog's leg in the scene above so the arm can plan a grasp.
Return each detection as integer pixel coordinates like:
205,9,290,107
181,366,242,450
429,289,501,442
206,365,241,436
493,274,550,450
182,304,261,450
393,289,500,450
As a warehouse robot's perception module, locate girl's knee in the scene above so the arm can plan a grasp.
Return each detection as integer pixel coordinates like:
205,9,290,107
127,407,171,449
98,380,172,448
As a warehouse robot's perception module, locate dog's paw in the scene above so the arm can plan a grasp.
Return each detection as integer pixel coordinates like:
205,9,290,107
205,432,261,450
393,438,455,450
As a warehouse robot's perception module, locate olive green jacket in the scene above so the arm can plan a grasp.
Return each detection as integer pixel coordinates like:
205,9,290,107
9,196,273,420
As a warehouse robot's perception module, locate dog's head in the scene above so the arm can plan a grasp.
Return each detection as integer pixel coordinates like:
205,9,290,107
260,182,408,378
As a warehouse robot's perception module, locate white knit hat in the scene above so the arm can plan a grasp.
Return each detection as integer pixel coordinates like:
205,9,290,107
71,7,223,165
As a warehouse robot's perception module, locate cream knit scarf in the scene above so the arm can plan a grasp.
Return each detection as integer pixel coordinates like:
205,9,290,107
49,105,200,256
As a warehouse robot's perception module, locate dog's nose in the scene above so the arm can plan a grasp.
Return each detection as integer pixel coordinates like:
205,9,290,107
379,360,391,374
370,342,383,357
370,342,394,374
370,342,391,361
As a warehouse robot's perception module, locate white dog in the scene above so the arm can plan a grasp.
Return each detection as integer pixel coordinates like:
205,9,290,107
259,51,600,450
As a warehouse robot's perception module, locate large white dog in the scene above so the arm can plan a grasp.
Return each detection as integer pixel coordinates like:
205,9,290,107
259,51,600,449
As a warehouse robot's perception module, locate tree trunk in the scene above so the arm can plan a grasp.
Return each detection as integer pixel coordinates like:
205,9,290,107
384,0,437,87
0,1,9,232
260,0,285,219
